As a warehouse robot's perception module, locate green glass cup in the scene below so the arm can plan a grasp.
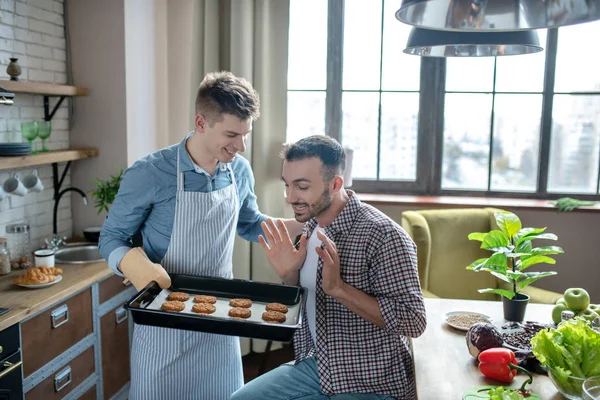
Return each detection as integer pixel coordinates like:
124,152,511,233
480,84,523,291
38,121,52,152
21,121,39,154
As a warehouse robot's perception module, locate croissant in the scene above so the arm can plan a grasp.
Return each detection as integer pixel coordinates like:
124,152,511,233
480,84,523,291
35,266,63,276
14,268,56,285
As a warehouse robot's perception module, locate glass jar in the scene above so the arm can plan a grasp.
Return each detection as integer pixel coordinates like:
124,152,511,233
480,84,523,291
6,223,33,270
0,238,10,275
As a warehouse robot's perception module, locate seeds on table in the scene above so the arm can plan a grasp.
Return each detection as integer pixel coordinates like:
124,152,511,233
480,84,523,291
448,314,489,329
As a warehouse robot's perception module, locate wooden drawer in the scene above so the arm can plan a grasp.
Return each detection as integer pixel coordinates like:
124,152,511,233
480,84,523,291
21,289,93,378
25,346,95,400
101,302,130,399
99,273,132,304
79,385,97,400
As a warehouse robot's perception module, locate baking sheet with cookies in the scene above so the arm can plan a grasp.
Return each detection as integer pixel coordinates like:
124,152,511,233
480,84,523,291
146,289,301,327
125,274,307,341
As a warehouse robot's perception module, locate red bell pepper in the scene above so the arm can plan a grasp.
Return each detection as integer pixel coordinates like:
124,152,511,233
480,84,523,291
478,348,533,395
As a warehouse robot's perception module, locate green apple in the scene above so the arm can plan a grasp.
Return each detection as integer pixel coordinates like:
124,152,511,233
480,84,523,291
556,297,567,306
552,303,569,325
589,304,600,314
563,288,591,311
577,308,600,322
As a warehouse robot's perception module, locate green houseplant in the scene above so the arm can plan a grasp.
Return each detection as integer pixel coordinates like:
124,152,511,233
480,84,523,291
92,169,123,215
467,210,563,321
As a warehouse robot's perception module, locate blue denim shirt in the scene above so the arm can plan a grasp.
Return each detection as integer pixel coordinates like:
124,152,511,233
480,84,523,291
98,133,267,275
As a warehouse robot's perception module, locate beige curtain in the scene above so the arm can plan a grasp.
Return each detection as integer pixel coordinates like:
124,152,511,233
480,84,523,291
164,0,290,355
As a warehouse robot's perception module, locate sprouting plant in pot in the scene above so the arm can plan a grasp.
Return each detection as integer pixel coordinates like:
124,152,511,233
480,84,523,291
92,169,123,215
466,211,563,320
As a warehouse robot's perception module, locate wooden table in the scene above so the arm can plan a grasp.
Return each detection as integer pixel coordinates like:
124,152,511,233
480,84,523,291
413,298,565,400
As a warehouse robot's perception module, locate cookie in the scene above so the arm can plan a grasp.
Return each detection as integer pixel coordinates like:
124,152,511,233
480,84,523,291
229,298,252,308
192,303,216,314
161,301,186,312
194,295,217,304
228,307,252,319
262,311,286,323
266,303,288,314
167,292,190,302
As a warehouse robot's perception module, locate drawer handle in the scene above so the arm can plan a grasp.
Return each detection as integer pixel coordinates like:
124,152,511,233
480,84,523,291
54,365,71,392
51,304,69,328
115,307,128,324
0,360,22,380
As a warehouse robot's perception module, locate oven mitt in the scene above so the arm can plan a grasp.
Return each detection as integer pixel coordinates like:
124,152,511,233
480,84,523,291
119,247,171,291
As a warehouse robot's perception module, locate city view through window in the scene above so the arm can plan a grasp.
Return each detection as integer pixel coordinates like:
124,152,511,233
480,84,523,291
286,0,600,197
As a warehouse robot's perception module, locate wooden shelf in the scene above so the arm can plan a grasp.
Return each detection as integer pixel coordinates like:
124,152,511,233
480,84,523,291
0,80,88,96
0,148,99,170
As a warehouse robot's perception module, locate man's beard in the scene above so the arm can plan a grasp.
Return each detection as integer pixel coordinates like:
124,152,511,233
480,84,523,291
293,187,332,223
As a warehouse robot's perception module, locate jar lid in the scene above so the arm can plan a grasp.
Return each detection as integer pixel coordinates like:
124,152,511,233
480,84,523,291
6,223,29,233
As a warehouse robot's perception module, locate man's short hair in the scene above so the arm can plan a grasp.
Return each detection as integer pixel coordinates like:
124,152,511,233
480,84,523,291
281,135,346,182
195,71,260,125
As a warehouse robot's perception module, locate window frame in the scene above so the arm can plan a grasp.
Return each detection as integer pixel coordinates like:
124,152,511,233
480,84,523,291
303,0,600,201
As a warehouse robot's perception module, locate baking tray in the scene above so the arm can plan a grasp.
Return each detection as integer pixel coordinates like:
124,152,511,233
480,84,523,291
124,274,307,342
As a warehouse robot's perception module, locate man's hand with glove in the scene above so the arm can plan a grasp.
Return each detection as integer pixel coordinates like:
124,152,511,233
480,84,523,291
119,247,171,291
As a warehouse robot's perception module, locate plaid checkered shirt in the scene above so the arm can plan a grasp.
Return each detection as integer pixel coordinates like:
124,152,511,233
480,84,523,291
292,191,427,399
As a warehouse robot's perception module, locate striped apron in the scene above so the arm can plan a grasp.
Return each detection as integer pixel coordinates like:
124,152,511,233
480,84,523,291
129,151,243,400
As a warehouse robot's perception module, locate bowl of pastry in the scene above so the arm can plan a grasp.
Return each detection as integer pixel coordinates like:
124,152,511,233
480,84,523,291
13,266,64,289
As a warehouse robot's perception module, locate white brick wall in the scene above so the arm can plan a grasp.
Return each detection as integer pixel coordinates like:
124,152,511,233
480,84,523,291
0,0,72,250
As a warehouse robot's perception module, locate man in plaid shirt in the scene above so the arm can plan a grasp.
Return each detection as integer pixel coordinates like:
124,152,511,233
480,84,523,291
231,136,427,400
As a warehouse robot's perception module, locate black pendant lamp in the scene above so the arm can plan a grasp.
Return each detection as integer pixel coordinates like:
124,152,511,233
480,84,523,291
403,27,542,57
396,0,600,31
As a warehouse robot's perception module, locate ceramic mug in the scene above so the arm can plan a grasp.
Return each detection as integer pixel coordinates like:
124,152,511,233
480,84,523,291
23,169,44,193
34,249,55,268
3,172,27,196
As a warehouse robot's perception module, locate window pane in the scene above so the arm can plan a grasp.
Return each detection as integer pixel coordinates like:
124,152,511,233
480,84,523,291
342,92,380,179
343,0,382,90
381,0,420,91
446,58,494,92
490,94,542,192
495,30,547,92
548,95,600,193
286,92,326,143
554,20,600,92
380,93,419,180
443,93,493,190
287,0,327,90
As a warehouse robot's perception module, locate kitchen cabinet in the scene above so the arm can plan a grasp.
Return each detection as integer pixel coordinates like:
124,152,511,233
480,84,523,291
0,265,135,399
21,289,93,378
25,347,95,400
100,303,130,399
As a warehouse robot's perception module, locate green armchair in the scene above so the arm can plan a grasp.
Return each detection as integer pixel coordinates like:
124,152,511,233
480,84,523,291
401,208,562,304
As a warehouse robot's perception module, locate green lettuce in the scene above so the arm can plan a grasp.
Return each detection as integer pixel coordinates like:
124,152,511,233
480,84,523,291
487,387,525,400
531,318,600,395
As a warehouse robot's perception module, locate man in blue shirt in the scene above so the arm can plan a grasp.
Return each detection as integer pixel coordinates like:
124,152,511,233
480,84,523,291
98,71,302,400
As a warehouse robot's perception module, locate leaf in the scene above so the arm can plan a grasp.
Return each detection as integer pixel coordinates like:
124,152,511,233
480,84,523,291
490,271,513,284
479,288,516,300
517,271,557,290
481,230,510,251
506,270,524,281
466,258,488,271
514,227,546,243
516,232,558,246
468,232,487,242
495,211,522,238
520,255,556,270
484,252,508,268
531,246,564,255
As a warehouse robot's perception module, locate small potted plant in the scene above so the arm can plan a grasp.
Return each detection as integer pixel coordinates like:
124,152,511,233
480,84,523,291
85,169,125,244
467,210,563,321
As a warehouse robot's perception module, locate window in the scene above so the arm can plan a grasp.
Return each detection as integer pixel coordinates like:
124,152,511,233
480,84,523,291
286,1,600,200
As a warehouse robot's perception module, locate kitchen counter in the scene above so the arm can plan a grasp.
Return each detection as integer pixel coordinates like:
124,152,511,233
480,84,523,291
0,261,113,331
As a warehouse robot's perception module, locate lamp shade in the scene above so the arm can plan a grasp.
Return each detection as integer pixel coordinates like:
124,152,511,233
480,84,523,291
403,27,542,56
396,0,600,31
